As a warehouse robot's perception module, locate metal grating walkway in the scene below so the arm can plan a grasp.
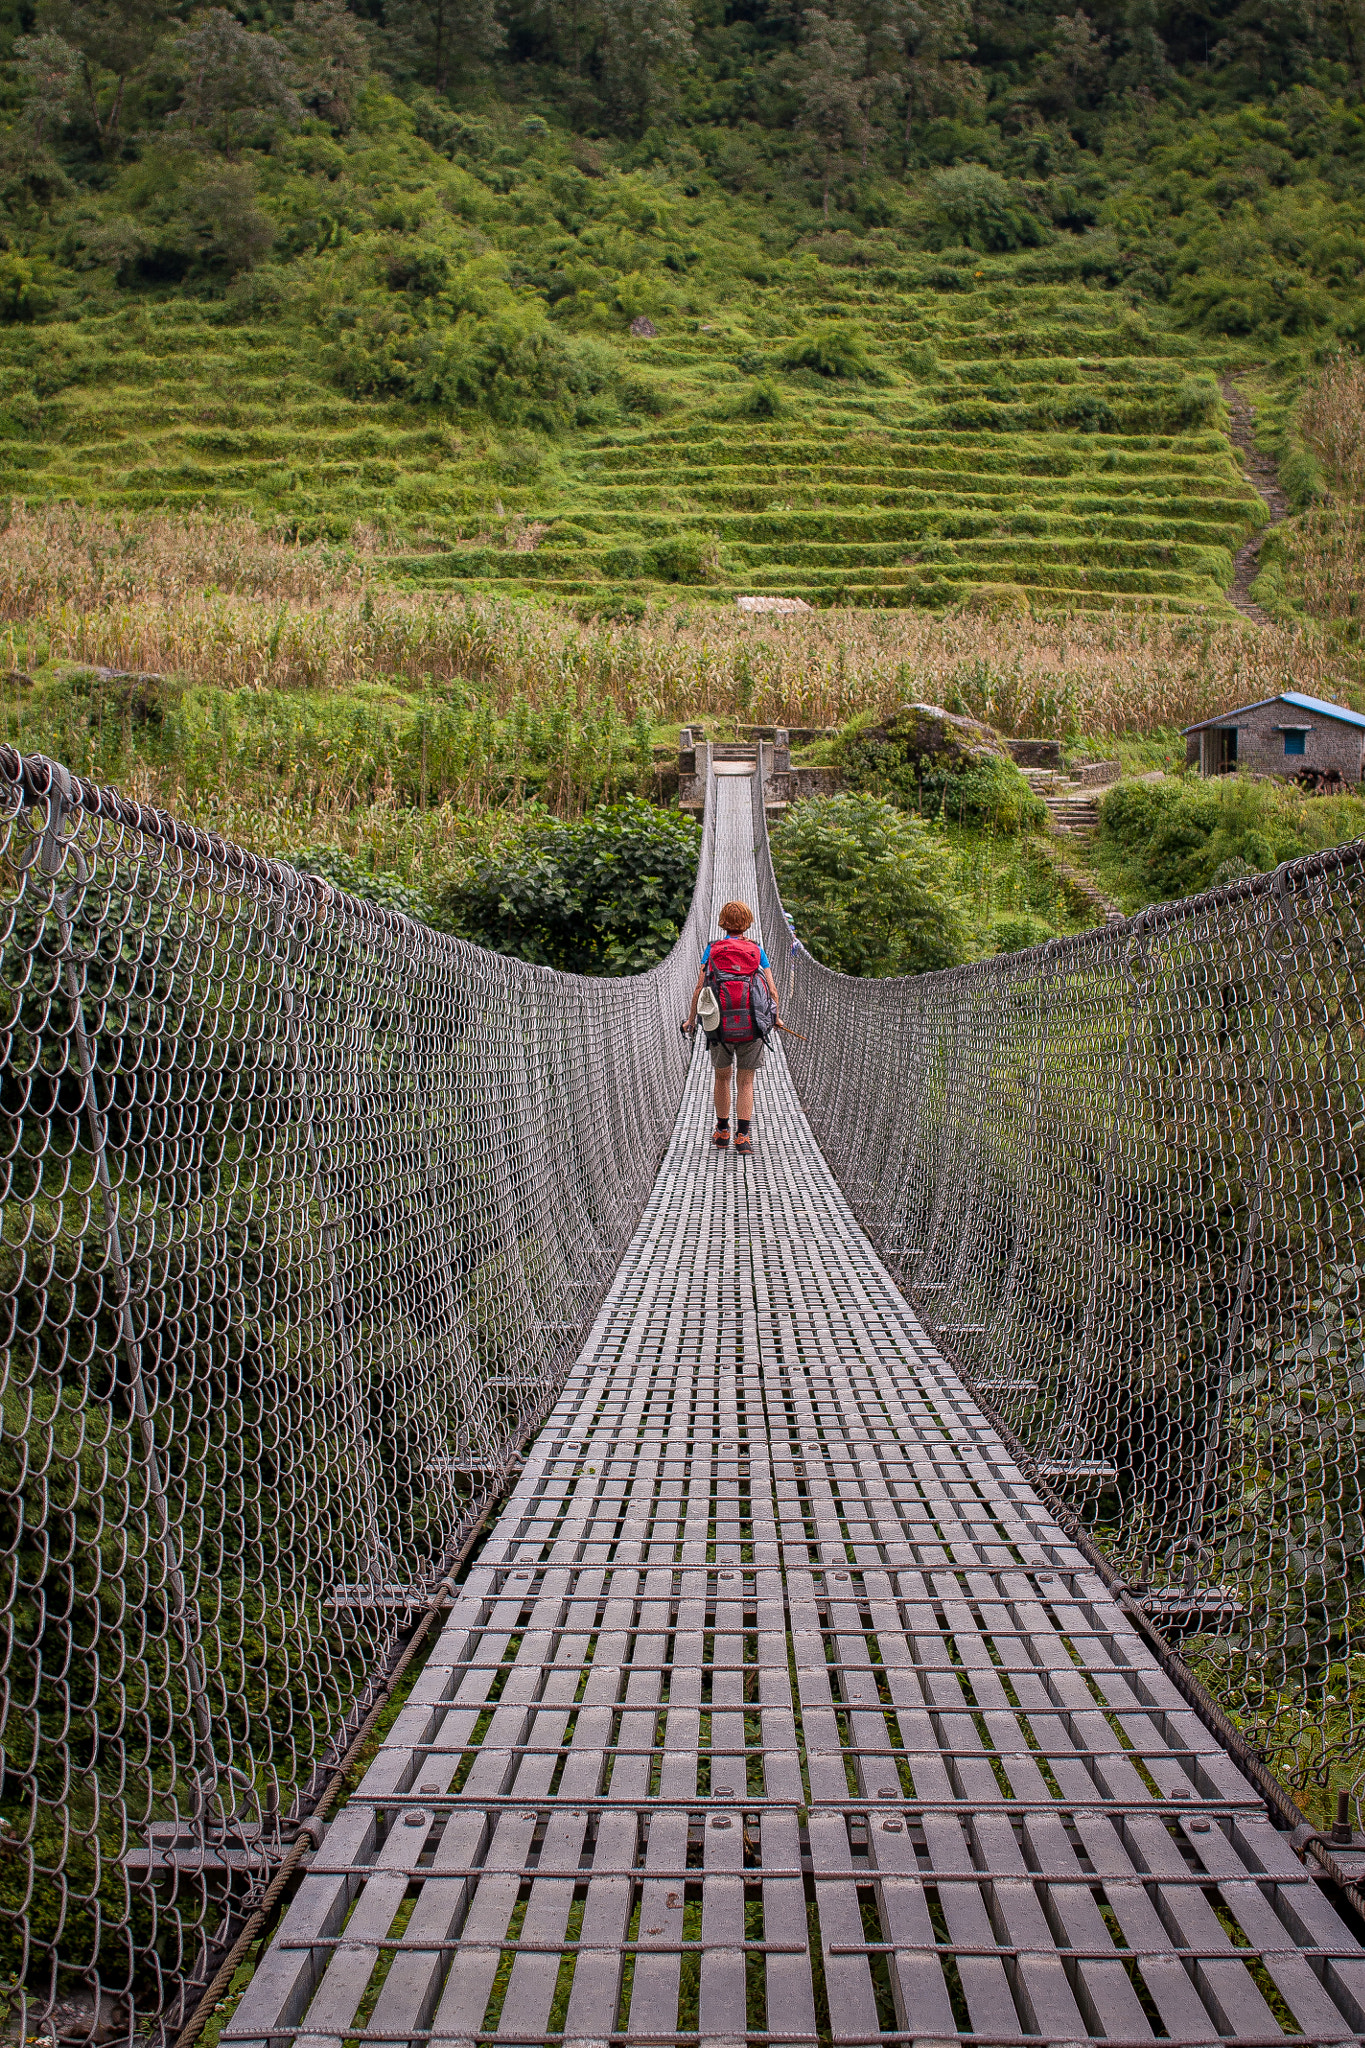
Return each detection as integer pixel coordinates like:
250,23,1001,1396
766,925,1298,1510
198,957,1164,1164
228,781,1365,2048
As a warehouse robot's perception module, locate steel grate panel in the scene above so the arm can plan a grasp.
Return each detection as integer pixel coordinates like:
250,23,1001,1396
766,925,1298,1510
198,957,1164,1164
227,781,1365,2048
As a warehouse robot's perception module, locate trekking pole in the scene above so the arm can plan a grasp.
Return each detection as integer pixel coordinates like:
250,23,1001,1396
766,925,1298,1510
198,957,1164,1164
774,1019,808,1042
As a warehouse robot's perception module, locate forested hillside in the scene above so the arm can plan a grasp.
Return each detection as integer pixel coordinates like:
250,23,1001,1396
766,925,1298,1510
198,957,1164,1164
1,0,1364,608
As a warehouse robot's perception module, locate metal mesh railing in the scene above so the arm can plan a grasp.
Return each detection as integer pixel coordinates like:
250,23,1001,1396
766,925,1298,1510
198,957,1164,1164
0,743,713,2044
752,747,1365,1811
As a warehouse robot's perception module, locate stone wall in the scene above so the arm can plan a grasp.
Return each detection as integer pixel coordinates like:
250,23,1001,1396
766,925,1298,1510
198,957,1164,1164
763,767,844,804
1006,738,1063,770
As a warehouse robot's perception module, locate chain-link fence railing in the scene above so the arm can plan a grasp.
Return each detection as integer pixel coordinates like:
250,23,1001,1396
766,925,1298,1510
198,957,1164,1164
0,743,714,2046
753,747,1365,1816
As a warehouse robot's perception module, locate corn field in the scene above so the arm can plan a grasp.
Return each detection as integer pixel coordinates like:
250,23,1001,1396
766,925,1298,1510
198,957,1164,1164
4,500,1363,741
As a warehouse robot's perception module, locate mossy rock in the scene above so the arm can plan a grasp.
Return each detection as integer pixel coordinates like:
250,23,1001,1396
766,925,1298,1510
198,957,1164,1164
835,702,1046,833
853,701,1012,768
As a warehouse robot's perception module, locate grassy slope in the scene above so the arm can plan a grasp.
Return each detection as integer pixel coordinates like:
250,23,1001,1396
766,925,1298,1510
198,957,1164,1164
0,91,1289,615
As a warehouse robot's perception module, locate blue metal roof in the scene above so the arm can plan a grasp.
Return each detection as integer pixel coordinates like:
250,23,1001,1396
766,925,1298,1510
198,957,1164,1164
1279,690,1365,729
1183,691,1365,734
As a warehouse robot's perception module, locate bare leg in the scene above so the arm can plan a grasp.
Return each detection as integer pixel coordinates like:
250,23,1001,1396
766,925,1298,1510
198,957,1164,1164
736,1069,756,1123
713,1067,731,1121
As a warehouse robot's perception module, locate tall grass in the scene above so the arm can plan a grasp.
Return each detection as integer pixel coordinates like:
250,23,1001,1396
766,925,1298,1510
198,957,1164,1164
1299,353,1365,500
4,503,1361,740
1284,354,1365,636
0,502,372,607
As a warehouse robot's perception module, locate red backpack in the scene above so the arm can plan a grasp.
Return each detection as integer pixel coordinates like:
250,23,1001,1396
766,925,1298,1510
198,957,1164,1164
704,937,764,1046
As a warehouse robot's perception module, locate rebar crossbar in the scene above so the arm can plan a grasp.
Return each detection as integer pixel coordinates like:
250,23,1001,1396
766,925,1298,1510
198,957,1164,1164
6,745,1365,2046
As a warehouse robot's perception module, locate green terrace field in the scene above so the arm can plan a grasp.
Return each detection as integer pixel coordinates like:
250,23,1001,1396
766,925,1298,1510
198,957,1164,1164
0,257,1261,615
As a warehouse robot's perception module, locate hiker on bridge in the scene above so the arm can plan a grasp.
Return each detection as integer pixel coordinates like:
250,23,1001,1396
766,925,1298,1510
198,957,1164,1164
682,899,779,1155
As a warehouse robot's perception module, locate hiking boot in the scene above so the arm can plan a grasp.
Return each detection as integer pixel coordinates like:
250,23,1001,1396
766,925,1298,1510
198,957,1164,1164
712,1125,730,1148
734,1131,753,1155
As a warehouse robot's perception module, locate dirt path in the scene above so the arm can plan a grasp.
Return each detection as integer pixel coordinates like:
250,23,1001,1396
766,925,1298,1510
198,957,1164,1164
1220,375,1289,624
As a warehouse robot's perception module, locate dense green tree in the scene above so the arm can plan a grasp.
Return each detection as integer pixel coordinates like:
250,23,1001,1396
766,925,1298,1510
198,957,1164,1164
778,7,880,215
598,0,692,132
286,0,371,129
20,0,174,156
168,10,301,155
874,0,981,138
1109,0,1172,92
10,32,83,147
384,0,504,93
1029,7,1109,114
771,794,971,976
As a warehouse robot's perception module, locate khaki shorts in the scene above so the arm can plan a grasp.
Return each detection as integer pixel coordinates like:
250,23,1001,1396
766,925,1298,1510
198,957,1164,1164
709,1036,766,1072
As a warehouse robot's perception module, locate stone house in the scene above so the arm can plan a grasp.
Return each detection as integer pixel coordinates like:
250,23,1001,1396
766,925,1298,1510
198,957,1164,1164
1183,691,1365,786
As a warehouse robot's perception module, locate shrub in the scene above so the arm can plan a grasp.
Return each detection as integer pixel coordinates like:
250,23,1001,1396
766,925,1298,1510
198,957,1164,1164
770,793,970,977
926,166,1048,253
621,374,670,414
386,244,451,296
440,797,700,974
223,265,289,321
91,151,275,280
1096,774,1365,908
736,377,784,417
1280,445,1325,510
1051,390,1116,433
779,320,881,380
1155,376,1220,431
295,844,436,921
604,543,645,577
0,254,54,322
648,532,723,583
990,910,1056,952
333,302,618,429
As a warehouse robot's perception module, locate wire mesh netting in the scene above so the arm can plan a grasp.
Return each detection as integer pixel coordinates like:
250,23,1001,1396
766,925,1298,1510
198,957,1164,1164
0,744,714,2043
752,748,1365,1816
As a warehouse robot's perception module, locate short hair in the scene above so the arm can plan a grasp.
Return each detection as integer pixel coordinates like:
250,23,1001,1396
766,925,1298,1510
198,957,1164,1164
718,900,753,933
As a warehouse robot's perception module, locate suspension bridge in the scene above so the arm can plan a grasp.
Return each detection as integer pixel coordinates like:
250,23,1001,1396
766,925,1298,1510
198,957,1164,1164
4,742,1365,2047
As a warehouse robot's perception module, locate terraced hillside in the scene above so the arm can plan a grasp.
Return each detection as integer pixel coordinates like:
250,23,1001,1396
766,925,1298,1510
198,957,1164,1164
0,256,1262,614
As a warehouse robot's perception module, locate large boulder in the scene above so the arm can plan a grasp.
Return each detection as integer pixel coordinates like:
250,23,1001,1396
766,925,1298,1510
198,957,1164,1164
857,702,1011,767
836,703,1044,832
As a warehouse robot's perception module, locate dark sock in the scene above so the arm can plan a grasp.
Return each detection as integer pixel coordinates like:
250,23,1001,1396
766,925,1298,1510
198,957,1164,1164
737,1118,751,1135
716,1116,729,1128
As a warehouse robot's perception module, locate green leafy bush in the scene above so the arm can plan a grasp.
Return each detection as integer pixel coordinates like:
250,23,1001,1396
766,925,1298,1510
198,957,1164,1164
603,542,645,577
779,321,880,380
926,167,1048,253
648,532,723,583
0,254,54,322
295,844,436,922
440,797,700,974
989,909,1056,952
735,377,784,417
771,793,970,977
621,375,670,415
333,301,619,429
88,150,275,280
1096,774,1365,908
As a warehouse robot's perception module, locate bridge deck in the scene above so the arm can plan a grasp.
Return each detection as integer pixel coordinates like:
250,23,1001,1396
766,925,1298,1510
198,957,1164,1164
228,782,1365,2048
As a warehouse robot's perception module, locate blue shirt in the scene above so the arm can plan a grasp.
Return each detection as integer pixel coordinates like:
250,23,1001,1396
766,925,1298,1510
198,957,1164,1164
703,941,770,969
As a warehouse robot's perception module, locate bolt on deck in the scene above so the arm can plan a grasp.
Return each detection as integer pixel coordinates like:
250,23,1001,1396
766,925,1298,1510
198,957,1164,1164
227,783,1365,2048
